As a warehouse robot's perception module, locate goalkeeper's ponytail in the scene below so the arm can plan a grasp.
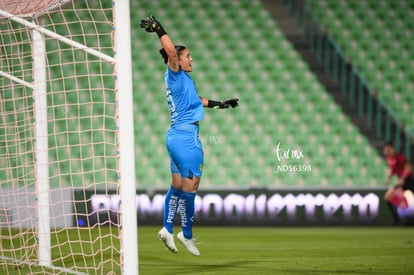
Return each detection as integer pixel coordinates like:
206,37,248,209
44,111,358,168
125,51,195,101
159,48,168,64
159,45,187,64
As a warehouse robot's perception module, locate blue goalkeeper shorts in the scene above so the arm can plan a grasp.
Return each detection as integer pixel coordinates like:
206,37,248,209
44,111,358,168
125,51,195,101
166,123,203,179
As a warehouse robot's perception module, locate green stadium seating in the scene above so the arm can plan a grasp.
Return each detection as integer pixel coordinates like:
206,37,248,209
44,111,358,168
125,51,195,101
308,0,414,132
0,0,390,188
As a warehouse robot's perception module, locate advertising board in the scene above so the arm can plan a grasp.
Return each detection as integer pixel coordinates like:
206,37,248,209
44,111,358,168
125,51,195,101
74,188,414,226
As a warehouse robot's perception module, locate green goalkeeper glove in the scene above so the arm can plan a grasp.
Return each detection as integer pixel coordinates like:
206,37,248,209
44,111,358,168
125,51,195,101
140,15,167,38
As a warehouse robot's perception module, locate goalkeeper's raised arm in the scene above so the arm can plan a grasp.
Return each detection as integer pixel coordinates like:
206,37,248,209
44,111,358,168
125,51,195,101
139,15,239,108
140,15,179,72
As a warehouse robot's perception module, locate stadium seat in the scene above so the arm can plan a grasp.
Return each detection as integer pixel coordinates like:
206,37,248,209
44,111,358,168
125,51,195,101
4,0,386,188
308,0,414,132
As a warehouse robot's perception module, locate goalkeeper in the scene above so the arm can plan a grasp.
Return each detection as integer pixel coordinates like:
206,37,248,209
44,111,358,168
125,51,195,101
140,15,238,256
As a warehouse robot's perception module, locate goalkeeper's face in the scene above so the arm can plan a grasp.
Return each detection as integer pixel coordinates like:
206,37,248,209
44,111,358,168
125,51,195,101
179,49,193,72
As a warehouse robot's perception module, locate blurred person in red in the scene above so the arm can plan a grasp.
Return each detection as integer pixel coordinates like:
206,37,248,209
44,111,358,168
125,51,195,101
383,141,414,225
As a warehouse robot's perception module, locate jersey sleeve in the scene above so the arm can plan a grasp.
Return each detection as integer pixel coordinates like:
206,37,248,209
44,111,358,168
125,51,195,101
398,154,407,164
166,67,182,92
166,67,181,81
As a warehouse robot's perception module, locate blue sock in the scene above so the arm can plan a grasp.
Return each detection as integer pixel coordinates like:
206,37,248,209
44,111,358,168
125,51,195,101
163,186,181,234
179,191,196,239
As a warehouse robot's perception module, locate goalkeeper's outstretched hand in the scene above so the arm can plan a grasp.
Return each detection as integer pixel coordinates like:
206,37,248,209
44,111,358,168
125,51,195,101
222,98,239,109
139,15,166,38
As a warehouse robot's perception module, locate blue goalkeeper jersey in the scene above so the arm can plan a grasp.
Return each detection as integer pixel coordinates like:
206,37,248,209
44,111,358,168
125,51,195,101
164,67,204,127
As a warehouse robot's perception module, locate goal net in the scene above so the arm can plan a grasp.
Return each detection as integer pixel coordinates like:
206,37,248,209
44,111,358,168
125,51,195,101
0,0,137,274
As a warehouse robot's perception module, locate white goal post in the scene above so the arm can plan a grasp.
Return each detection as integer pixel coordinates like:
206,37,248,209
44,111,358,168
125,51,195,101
0,1,137,274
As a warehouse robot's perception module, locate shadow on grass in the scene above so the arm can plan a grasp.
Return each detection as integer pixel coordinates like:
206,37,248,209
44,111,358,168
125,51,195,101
173,260,257,274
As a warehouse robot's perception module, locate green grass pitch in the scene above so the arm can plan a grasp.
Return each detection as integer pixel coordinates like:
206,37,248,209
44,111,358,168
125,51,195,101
140,226,413,275
2,226,413,274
